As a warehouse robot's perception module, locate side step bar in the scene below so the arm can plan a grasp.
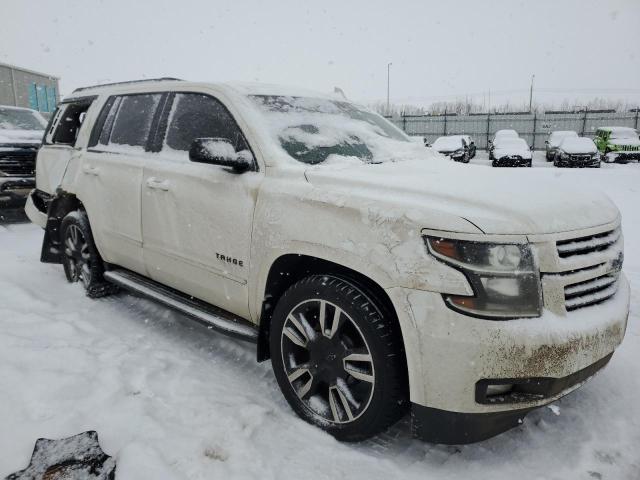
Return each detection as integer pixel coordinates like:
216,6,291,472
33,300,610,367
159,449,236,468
104,269,258,342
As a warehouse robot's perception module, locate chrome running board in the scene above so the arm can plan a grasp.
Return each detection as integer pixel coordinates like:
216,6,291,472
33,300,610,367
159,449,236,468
104,268,258,342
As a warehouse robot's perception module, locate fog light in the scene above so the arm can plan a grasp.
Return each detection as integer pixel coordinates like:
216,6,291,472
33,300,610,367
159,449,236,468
486,384,513,396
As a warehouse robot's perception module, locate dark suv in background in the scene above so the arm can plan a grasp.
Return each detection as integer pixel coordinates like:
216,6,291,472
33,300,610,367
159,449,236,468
0,106,46,208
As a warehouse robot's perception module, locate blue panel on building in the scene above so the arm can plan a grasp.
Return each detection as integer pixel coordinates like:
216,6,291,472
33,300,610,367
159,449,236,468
47,86,56,112
28,83,39,110
36,84,47,112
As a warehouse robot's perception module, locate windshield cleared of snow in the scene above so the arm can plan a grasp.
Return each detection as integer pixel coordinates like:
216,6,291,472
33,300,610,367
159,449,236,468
0,107,47,131
249,95,429,165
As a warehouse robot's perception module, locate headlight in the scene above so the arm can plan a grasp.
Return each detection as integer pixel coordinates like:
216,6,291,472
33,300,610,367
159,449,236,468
560,152,569,159
425,236,542,319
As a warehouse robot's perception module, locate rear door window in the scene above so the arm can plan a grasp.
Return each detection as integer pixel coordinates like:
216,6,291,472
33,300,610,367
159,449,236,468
109,94,162,149
90,93,162,151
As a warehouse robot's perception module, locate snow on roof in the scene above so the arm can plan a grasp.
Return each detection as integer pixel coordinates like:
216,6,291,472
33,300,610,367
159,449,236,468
600,126,637,133
446,134,471,143
559,137,597,153
224,82,342,100
68,79,343,103
548,130,578,147
494,129,519,139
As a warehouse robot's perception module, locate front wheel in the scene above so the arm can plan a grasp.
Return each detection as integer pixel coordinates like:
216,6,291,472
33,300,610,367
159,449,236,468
60,210,117,298
270,275,408,441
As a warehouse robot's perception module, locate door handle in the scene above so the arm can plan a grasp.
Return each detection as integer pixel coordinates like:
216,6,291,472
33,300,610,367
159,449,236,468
145,177,171,191
82,165,100,176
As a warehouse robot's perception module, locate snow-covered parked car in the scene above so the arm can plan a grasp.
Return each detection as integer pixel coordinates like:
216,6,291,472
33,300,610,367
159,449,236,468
595,127,640,163
488,129,519,160
431,135,470,162
545,130,578,161
0,105,46,208
491,137,532,167
553,137,601,168
25,79,629,444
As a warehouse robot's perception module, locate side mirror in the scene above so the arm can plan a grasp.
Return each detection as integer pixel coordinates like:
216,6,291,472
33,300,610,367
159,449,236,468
189,138,252,172
530,145,534,151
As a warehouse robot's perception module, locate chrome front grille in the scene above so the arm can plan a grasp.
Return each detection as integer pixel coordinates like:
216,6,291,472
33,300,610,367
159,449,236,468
564,273,619,311
556,228,621,258
538,222,624,315
568,154,593,161
0,149,37,176
618,145,639,152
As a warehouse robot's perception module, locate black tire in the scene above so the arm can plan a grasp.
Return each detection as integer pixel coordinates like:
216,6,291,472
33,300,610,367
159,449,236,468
60,210,117,298
270,275,408,442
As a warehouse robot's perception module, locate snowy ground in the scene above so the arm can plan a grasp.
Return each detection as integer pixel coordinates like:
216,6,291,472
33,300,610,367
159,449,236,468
1,155,640,479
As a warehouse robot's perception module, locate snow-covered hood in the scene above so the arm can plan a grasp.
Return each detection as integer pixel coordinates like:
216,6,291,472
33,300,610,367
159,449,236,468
304,159,619,235
560,138,597,154
611,137,640,148
493,145,532,160
0,128,44,146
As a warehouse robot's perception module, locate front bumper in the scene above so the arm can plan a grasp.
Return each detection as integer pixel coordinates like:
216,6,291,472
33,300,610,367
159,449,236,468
608,151,640,162
0,177,35,208
386,273,629,443
493,156,531,167
555,156,601,168
24,189,49,228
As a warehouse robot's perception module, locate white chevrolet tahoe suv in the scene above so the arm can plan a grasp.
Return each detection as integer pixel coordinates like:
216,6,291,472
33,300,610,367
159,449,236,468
26,78,629,444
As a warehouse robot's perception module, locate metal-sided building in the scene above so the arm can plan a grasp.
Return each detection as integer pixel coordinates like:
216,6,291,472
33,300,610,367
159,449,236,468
0,62,59,114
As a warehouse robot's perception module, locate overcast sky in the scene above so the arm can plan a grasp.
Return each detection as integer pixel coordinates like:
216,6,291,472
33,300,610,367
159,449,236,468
2,0,639,107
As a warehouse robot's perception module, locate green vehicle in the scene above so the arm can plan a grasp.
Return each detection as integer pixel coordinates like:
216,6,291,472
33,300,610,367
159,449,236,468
594,127,640,163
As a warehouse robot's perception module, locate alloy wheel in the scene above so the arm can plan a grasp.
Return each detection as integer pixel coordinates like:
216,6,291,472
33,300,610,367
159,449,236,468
280,299,375,424
64,224,92,288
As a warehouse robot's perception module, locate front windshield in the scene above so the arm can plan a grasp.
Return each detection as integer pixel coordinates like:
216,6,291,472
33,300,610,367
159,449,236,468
432,136,462,151
498,138,527,149
0,108,47,131
249,95,419,165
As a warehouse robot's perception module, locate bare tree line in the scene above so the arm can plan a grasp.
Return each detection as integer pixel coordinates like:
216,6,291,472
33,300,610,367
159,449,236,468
370,97,640,116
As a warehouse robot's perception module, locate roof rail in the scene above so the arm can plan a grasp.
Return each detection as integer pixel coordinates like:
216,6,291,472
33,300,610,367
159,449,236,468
72,77,183,93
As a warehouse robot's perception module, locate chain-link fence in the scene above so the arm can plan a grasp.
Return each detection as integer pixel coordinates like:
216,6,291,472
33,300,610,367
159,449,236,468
387,111,640,150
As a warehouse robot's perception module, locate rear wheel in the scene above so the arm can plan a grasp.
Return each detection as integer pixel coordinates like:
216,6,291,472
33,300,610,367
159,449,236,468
270,275,408,441
60,211,117,298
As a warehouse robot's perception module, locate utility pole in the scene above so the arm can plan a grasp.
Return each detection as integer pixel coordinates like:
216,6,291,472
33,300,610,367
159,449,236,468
529,74,535,113
386,62,392,115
